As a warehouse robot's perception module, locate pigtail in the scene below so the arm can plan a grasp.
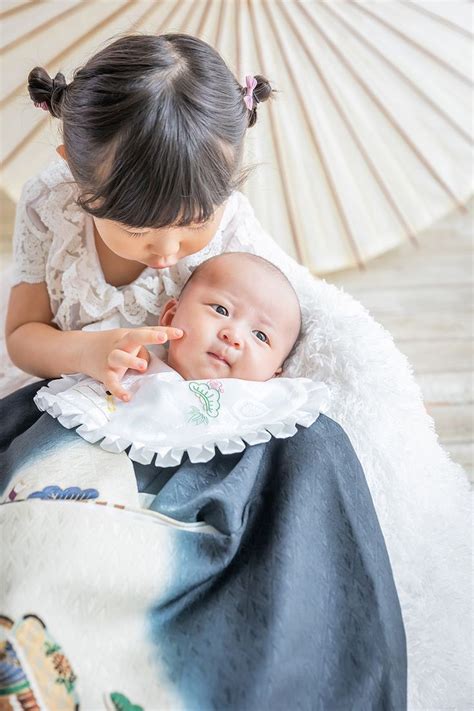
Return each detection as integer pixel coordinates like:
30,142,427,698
242,74,274,128
27,67,68,119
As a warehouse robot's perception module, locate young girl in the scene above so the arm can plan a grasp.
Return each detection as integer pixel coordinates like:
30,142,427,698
5,32,295,401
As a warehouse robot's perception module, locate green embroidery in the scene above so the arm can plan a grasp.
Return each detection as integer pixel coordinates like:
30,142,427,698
187,405,208,426
109,691,144,711
188,381,221,419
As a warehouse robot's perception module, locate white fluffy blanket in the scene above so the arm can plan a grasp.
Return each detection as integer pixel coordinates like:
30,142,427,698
284,272,472,710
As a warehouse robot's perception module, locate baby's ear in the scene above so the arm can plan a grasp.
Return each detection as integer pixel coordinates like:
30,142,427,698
273,367,283,378
56,144,68,162
160,298,178,327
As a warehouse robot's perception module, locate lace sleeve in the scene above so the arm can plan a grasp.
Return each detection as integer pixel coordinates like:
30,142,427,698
11,176,52,286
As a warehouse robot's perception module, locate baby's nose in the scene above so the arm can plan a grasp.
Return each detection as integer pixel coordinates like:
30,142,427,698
221,329,242,349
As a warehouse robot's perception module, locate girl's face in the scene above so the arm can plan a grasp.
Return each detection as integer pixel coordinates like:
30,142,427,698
55,144,225,269
92,204,226,269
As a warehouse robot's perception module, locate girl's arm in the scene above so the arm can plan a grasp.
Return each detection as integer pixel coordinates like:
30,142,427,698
5,282,182,401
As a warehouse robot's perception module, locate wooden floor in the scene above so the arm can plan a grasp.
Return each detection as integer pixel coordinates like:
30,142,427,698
327,200,473,483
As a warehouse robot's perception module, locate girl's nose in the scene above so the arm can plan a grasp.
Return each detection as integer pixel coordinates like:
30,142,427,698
158,240,180,257
163,241,180,256
220,328,242,349
149,230,180,257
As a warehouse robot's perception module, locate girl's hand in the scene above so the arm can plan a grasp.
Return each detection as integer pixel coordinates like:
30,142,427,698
81,327,183,401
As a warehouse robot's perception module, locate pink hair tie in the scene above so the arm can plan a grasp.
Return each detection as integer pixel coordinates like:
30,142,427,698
34,101,49,111
244,75,257,110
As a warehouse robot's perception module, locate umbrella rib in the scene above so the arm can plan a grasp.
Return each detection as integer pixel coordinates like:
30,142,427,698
214,0,227,50
247,0,308,268
277,0,418,246
1,0,88,55
400,0,474,40
235,0,242,82
296,1,467,212
268,1,367,262
0,0,41,21
324,2,472,146
196,0,213,38
350,0,473,88
1,0,168,168
0,0,138,111
179,0,202,32
153,0,184,33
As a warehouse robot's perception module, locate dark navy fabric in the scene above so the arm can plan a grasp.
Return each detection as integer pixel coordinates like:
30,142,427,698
143,416,407,711
0,386,407,710
0,380,48,452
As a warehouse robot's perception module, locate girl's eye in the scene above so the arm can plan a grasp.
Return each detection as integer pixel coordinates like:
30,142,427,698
127,231,145,239
211,304,228,316
253,330,269,343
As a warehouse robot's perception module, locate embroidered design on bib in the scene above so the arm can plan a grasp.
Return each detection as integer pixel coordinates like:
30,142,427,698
187,381,222,425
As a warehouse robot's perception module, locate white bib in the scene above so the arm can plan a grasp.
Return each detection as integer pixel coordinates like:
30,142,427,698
34,354,329,467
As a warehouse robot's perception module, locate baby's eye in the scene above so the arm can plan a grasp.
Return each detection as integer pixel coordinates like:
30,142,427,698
253,330,269,343
211,304,229,316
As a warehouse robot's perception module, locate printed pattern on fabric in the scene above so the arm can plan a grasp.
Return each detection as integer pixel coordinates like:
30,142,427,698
0,614,79,708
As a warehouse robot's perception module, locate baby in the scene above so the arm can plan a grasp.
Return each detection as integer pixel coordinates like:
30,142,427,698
154,251,302,382
34,251,322,468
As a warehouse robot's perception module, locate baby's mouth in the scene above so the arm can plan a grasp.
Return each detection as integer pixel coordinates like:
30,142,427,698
207,352,230,367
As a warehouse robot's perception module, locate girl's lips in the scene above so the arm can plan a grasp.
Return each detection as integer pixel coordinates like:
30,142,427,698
147,257,178,269
207,352,230,367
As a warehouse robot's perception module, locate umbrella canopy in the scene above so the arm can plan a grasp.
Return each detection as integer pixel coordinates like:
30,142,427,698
1,0,472,273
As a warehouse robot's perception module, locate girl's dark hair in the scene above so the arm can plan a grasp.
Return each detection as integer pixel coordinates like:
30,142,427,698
27,34,273,228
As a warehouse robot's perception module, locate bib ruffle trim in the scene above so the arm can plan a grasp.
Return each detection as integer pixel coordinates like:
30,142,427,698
35,375,329,467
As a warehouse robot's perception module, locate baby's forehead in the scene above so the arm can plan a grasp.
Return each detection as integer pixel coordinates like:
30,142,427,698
188,254,301,324
193,256,282,296
194,253,287,287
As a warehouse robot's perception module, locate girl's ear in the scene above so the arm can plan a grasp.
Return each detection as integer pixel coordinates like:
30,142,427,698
160,299,178,327
56,144,68,162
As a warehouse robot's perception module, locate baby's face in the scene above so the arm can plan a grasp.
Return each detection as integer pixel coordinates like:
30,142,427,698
160,256,301,381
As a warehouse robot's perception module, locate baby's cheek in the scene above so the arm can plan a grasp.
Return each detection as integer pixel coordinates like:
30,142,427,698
168,336,191,368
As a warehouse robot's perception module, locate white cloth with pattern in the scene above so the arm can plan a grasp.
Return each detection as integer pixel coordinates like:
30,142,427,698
1,157,471,709
34,350,329,468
